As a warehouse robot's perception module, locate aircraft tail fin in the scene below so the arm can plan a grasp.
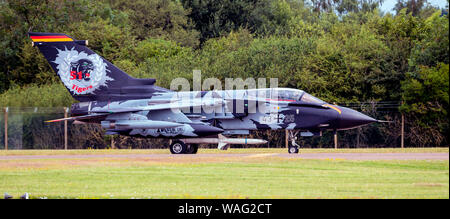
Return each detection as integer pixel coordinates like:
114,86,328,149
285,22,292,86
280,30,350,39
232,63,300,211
29,32,165,102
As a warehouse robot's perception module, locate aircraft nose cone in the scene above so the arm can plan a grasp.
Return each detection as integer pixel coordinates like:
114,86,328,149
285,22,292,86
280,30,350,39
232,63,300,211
338,107,377,129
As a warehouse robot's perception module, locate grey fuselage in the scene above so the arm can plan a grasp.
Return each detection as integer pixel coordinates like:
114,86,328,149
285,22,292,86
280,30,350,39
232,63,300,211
70,88,376,139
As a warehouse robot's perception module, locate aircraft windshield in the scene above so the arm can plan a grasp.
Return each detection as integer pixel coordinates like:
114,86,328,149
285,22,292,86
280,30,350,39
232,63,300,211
276,89,303,101
247,88,304,101
300,93,326,104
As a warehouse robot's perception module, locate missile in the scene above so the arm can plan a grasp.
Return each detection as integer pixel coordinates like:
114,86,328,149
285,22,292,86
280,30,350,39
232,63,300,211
182,134,267,150
101,120,182,130
220,138,268,145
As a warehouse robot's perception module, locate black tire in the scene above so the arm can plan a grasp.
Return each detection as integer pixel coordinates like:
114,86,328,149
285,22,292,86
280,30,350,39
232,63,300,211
170,140,187,154
186,144,199,154
288,146,299,154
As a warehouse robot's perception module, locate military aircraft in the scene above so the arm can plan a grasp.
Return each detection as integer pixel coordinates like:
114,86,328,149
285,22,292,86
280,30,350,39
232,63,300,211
29,32,378,154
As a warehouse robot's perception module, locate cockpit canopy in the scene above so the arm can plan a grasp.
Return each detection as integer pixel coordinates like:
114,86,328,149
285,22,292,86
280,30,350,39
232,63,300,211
247,88,326,104
300,92,326,104
276,88,303,101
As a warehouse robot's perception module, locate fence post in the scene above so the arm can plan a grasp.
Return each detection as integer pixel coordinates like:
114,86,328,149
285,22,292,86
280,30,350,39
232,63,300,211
111,136,115,149
64,107,68,150
4,107,8,150
356,127,360,148
334,131,338,149
333,102,338,149
401,113,404,149
285,130,289,149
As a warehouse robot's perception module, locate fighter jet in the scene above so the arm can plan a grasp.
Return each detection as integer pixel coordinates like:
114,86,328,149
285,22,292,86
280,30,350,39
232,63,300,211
29,32,377,154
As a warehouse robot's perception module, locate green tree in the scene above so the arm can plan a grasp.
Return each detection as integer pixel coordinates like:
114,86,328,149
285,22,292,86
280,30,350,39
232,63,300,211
0,0,129,91
400,63,449,146
311,0,383,14
181,0,286,43
394,0,436,16
336,0,384,14
409,11,449,70
107,0,200,48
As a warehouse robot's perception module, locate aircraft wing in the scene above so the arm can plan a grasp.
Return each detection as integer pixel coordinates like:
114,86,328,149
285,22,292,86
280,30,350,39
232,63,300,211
46,98,222,123
90,98,225,114
45,113,108,123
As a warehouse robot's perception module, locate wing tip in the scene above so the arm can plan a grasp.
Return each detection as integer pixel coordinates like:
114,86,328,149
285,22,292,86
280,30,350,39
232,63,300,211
45,118,70,123
45,119,62,123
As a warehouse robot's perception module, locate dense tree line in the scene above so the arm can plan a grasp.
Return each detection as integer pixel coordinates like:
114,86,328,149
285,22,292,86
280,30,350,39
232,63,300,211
0,0,448,148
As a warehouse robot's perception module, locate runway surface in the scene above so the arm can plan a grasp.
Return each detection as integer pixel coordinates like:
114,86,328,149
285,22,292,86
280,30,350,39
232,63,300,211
0,152,448,160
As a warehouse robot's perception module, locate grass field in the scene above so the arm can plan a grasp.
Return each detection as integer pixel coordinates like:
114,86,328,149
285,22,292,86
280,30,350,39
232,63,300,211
0,148,448,199
1,147,448,155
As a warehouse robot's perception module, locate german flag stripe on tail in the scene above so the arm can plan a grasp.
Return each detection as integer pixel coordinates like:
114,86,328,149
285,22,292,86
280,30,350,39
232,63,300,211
30,35,73,42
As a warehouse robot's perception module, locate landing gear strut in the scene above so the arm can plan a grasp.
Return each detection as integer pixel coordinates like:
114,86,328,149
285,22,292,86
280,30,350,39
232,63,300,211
287,130,301,154
169,140,198,154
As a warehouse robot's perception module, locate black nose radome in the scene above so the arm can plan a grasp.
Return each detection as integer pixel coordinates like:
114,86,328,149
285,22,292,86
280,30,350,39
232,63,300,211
338,107,377,130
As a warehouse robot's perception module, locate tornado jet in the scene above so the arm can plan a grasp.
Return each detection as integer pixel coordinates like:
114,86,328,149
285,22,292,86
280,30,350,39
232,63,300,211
30,32,377,154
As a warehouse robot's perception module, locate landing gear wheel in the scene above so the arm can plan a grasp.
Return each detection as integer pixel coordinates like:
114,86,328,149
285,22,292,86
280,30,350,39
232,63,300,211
170,140,187,154
186,144,199,154
287,130,301,154
288,146,299,154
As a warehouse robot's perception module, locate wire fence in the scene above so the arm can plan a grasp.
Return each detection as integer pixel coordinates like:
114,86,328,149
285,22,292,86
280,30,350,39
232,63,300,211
0,102,434,150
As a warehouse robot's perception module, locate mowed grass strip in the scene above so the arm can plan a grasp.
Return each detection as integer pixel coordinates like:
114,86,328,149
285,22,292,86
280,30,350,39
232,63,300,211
0,156,448,199
0,147,448,156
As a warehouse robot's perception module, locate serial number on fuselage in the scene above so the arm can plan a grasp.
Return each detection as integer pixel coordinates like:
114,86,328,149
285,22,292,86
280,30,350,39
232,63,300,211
259,114,279,124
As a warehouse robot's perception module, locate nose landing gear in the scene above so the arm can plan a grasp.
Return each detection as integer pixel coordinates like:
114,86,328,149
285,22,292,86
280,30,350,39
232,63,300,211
287,130,301,154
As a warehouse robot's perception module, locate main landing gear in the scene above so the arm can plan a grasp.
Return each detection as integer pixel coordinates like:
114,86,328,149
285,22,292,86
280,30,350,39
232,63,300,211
169,140,198,154
287,130,301,154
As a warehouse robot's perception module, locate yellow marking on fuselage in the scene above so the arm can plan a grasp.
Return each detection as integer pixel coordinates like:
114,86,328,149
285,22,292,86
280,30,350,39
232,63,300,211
323,104,342,114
